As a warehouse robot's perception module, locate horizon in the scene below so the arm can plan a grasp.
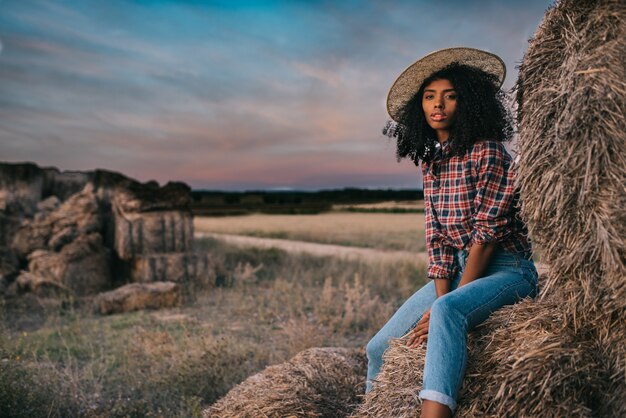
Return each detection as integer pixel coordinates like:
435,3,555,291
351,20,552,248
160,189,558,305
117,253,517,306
191,186,424,193
0,0,553,190
0,158,424,192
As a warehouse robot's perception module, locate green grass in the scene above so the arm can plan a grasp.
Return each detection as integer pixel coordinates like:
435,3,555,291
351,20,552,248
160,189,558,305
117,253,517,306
0,237,427,417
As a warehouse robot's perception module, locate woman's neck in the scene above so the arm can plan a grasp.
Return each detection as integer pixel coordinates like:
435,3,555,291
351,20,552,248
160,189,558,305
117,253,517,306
436,129,450,144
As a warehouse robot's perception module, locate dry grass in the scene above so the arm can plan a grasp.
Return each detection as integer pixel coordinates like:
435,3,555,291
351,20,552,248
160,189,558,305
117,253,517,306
194,212,426,253
332,200,425,212
0,236,427,417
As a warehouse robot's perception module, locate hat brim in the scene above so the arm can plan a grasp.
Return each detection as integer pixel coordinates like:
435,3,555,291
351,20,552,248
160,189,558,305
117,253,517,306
386,47,506,122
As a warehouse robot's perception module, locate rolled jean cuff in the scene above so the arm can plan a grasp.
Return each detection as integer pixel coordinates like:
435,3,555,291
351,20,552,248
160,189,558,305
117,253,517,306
419,389,457,413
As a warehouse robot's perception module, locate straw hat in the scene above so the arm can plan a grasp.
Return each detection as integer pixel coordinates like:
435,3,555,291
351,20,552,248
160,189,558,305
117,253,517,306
386,47,506,122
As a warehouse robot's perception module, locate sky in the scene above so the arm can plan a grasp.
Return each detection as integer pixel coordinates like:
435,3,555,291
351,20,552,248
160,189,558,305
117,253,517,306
0,0,554,191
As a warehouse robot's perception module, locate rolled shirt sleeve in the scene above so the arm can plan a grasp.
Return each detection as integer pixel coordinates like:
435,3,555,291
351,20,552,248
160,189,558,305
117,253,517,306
471,141,516,246
425,192,458,280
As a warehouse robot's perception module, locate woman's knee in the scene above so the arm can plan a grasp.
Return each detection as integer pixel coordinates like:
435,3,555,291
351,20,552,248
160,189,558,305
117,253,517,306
366,334,387,361
430,294,465,326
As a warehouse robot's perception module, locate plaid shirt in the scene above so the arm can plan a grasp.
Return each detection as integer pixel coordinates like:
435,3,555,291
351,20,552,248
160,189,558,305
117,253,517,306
422,139,532,281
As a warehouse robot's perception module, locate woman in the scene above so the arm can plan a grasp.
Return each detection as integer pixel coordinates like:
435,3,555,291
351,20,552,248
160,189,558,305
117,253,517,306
366,48,538,418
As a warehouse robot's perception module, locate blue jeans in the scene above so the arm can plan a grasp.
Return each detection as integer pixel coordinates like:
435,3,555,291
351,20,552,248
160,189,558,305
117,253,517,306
365,247,538,412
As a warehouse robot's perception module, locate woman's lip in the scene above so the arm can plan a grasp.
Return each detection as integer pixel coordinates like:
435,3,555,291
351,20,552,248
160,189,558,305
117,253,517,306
431,114,446,121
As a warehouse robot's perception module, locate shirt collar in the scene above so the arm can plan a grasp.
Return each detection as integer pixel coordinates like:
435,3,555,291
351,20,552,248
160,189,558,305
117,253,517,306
432,140,453,161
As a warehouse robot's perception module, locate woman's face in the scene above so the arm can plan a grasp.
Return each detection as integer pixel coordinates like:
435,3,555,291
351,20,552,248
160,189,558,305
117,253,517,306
421,78,457,143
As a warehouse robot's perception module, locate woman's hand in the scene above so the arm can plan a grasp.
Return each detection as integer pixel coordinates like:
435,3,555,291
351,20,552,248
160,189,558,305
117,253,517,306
406,308,431,348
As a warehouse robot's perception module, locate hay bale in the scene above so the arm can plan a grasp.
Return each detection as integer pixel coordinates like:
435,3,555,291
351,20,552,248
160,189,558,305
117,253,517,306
11,270,72,297
352,296,601,418
93,281,181,314
588,296,626,418
352,338,423,418
203,347,366,418
515,1,626,415
458,297,601,417
129,251,212,303
515,0,626,292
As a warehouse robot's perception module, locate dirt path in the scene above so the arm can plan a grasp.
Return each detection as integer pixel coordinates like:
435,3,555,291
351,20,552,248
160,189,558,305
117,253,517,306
196,232,548,275
195,232,429,265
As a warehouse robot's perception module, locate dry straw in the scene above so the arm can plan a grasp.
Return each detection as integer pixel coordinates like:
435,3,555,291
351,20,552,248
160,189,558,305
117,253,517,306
515,0,626,414
516,0,626,299
203,347,366,418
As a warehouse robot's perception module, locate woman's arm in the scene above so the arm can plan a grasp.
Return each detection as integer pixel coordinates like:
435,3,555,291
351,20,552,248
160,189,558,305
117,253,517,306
407,241,497,349
457,242,497,288
434,279,451,297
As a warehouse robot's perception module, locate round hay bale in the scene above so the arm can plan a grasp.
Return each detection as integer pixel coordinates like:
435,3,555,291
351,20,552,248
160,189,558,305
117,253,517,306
515,0,626,293
352,296,601,417
203,347,366,418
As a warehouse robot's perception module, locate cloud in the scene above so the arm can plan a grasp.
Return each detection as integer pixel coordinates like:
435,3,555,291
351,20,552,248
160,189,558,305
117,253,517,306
0,0,554,190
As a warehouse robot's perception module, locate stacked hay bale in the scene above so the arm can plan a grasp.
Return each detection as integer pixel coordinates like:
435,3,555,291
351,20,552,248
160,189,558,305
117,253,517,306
353,0,626,416
0,162,213,304
10,185,112,296
203,347,367,418
108,178,212,298
514,0,626,415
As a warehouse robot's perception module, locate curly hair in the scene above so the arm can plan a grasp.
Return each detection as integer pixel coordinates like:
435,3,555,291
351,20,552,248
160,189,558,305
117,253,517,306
382,63,514,165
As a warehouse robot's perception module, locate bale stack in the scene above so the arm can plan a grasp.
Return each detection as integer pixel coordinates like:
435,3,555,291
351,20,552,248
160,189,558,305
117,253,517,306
514,0,626,414
353,0,626,416
0,162,213,303
9,185,112,296
110,180,212,297
203,347,367,418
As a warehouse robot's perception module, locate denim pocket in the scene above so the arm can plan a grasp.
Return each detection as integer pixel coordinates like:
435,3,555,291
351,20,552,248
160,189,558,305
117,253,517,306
519,263,539,296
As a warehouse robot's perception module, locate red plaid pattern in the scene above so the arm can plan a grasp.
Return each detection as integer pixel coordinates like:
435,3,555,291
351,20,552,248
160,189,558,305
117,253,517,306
422,139,532,280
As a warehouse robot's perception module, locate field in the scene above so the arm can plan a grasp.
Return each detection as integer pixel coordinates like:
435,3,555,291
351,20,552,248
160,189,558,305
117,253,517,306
195,210,427,253
331,200,425,213
0,211,429,418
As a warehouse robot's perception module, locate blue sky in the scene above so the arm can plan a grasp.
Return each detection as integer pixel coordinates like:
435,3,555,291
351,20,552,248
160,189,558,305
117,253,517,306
0,0,553,190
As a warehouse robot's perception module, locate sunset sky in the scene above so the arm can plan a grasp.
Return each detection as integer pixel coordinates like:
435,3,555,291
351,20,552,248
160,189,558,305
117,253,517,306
0,0,553,191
